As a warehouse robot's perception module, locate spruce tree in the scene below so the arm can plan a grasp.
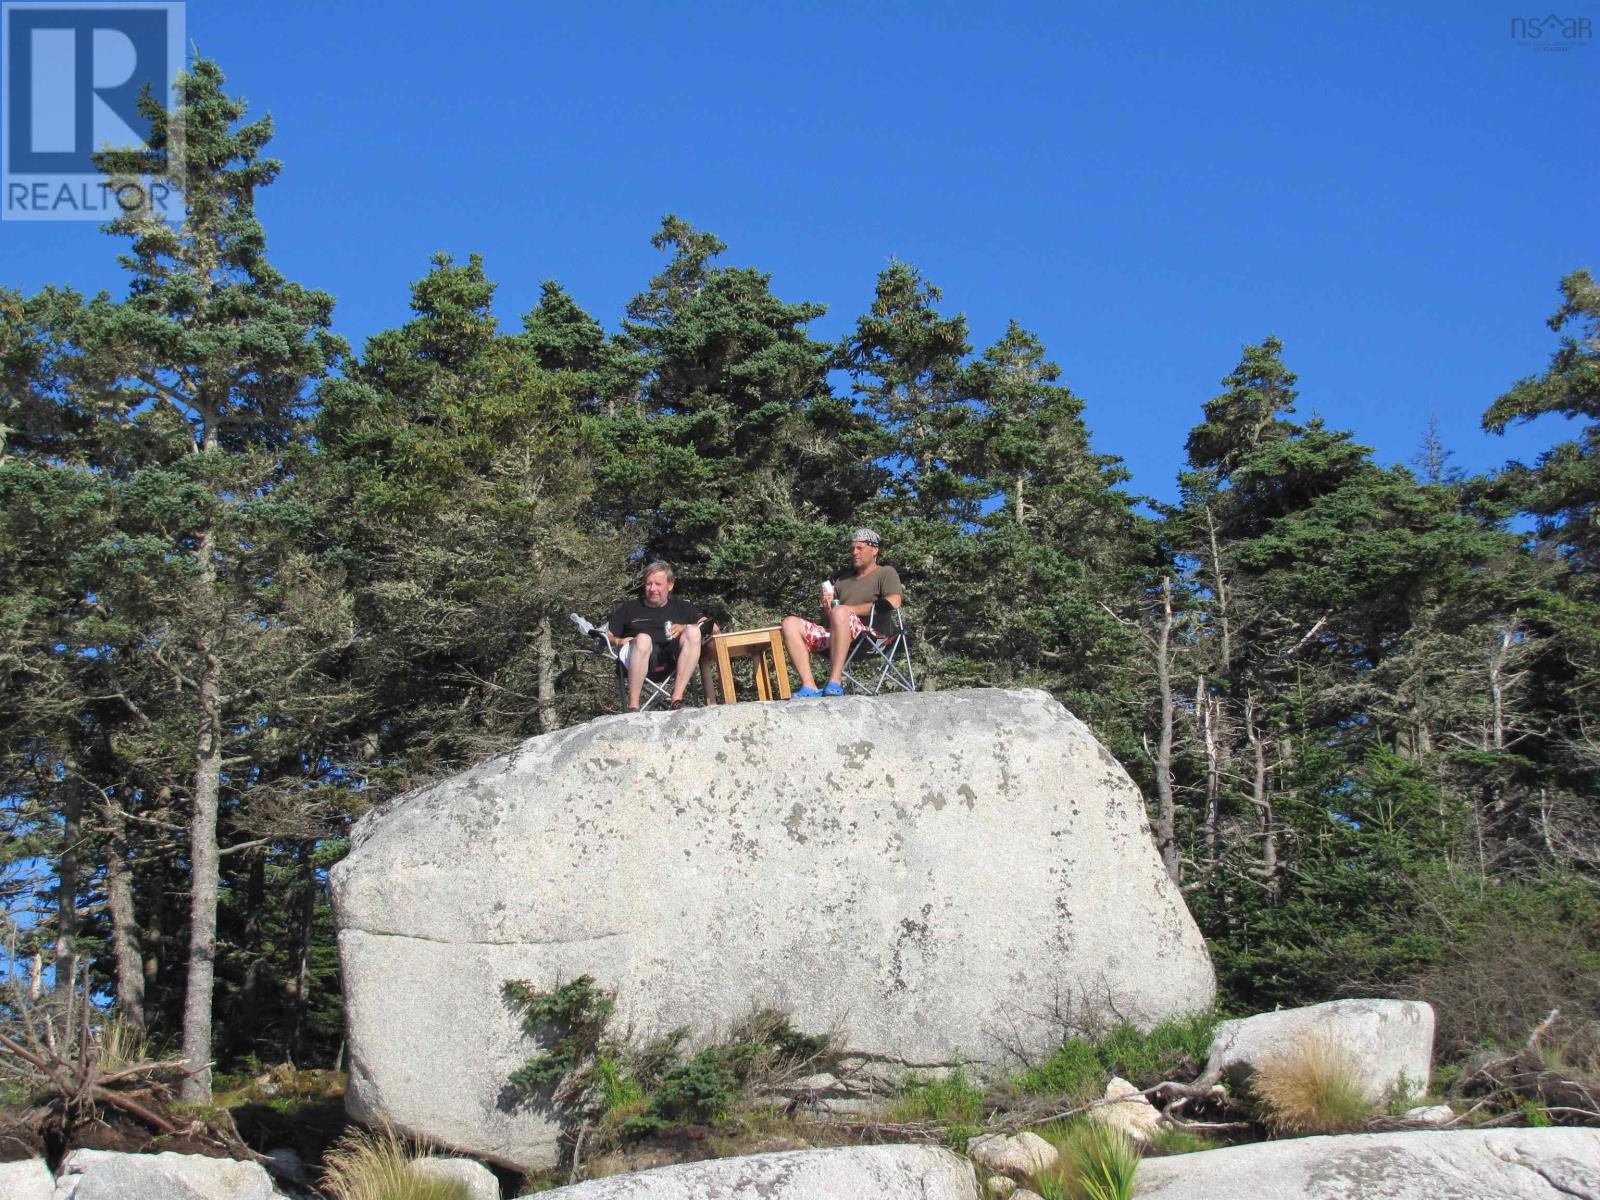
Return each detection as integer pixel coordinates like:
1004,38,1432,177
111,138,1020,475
34,59,348,1100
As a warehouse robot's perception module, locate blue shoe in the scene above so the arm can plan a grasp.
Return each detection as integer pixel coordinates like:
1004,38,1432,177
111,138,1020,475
823,680,845,697
792,685,823,698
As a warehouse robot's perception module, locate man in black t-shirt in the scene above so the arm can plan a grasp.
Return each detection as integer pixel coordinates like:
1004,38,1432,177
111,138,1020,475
607,561,712,710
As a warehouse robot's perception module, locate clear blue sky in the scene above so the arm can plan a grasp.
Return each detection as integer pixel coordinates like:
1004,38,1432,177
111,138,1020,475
2,0,1594,504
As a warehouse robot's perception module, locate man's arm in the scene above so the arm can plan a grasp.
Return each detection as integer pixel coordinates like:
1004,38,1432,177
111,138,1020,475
606,602,631,647
881,567,904,610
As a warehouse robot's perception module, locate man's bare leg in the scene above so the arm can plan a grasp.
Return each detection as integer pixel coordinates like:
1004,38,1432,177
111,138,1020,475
626,632,654,709
781,615,819,691
670,624,702,703
825,604,854,685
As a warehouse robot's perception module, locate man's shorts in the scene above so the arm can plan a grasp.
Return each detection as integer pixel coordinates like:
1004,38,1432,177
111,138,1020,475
618,635,681,673
796,612,868,652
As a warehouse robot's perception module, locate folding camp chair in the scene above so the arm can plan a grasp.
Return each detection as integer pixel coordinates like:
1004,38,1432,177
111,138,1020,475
569,613,677,712
841,598,916,695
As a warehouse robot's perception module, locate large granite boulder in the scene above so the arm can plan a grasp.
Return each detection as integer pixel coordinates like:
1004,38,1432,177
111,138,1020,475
1134,1128,1600,1199
331,688,1215,1169
521,1146,978,1198
1200,998,1435,1102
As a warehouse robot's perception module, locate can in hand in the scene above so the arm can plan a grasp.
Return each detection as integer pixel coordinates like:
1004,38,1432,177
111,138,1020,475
821,580,835,606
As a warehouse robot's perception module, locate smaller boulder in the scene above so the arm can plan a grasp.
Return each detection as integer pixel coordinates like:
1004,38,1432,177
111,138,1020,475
0,1159,52,1200
985,1175,1017,1196
260,1149,306,1186
1404,1104,1455,1126
51,1149,285,1200
965,1133,1058,1177
1200,999,1433,1103
1088,1076,1163,1145
410,1157,499,1200
526,1145,977,1198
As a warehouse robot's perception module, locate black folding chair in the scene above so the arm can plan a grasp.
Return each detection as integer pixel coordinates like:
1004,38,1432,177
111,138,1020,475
841,598,916,695
569,613,677,712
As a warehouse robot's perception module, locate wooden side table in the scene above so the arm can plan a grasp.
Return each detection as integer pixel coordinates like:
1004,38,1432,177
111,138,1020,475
710,627,792,703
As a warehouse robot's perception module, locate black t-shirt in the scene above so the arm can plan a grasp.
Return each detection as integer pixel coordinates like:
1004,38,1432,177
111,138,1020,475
607,595,703,643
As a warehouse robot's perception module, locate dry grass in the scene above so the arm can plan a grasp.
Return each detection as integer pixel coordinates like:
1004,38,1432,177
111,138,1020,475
321,1126,471,1200
1251,1036,1375,1135
93,1016,154,1074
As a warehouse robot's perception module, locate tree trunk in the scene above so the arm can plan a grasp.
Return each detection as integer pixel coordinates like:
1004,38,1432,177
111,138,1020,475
179,639,224,1103
1204,504,1232,669
1151,578,1179,883
536,614,558,734
1197,679,1221,869
1489,625,1512,754
1245,697,1279,899
235,850,267,1043
143,869,165,1027
287,842,317,1065
103,802,146,1031
54,779,83,998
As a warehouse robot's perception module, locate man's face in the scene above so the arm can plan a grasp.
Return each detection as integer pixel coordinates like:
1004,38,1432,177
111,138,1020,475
850,540,878,571
642,569,673,607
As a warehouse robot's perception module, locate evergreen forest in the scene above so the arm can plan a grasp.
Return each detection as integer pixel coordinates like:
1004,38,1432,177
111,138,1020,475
4,62,1598,1103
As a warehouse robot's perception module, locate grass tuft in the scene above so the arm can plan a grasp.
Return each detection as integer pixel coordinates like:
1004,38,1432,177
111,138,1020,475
1251,1035,1375,1135
94,1015,154,1073
321,1126,472,1200
1144,1124,1216,1155
1032,1121,1141,1200
885,1067,985,1125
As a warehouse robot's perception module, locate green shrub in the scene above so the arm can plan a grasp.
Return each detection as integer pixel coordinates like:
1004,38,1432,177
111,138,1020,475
728,1007,831,1064
1409,875,1600,1062
503,976,615,1094
885,1067,985,1124
1145,1124,1215,1155
639,1048,741,1126
1019,1010,1221,1096
502,976,832,1143
1384,1070,1424,1115
1019,1037,1104,1097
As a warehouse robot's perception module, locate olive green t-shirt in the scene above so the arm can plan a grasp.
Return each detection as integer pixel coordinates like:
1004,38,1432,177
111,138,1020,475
834,565,903,631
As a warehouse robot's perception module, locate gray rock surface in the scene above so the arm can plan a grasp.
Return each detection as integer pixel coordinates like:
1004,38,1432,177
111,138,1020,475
966,1132,1058,1176
332,689,1215,1169
1134,1129,1600,1199
51,1149,284,1200
1089,1075,1163,1143
520,1145,978,1198
410,1156,500,1200
1201,998,1434,1101
0,1160,52,1200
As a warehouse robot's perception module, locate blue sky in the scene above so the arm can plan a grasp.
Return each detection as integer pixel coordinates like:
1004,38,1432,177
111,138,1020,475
2,0,1594,504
